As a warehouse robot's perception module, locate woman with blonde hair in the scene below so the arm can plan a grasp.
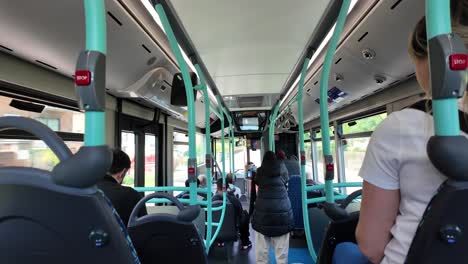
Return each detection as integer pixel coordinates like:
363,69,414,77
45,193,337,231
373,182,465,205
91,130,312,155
333,1,467,263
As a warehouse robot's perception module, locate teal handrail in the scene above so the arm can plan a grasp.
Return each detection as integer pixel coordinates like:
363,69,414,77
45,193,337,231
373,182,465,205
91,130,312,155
426,0,461,135
274,96,298,123
305,181,362,192
230,124,235,175
134,186,190,192
307,195,352,205
213,95,228,248
194,63,219,253
210,104,223,118
269,103,280,151
154,3,198,205
319,0,352,204
297,57,318,260
220,105,234,174
83,0,106,146
152,3,229,253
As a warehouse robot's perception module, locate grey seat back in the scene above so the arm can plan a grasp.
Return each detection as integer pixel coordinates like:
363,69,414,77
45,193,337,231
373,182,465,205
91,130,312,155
146,204,206,238
128,192,207,264
212,200,238,242
405,180,468,264
0,117,140,264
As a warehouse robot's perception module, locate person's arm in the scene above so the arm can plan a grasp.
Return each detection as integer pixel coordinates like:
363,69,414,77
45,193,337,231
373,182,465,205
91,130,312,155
356,114,402,263
249,171,258,216
356,181,399,263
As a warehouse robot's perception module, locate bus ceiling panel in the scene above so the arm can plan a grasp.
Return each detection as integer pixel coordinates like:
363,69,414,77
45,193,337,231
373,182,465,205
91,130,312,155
304,77,422,129
0,0,179,92
293,50,394,123
169,0,332,102
280,0,424,122
343,0,424,79
278,0,379,112
214,74,290,97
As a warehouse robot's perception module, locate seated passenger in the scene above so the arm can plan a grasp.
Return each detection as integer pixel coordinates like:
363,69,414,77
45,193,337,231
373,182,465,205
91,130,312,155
226,172,242,198
97,149,147,226
284,155,301,176
333,3,468,263
213,178,252,250
176,178,205,200
198,174,207,188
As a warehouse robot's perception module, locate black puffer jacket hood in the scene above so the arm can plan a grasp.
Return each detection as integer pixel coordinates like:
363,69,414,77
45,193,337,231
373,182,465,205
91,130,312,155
252,164,294,237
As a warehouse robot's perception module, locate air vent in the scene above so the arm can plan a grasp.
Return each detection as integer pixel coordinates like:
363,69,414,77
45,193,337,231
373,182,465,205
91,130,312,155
237,96,264,108
314,81,318,86
407,72,415,78
389,80,399,86
142,44,151,53
358,32,369,42
107,12,122,26
390,0,403,10
35,60,57,70
335,58,342,65
0,45,13,52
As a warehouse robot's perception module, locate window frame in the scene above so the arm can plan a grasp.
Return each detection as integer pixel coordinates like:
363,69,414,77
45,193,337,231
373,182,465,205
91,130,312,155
0,83,84,143
309,111,388,191
117,107,159,187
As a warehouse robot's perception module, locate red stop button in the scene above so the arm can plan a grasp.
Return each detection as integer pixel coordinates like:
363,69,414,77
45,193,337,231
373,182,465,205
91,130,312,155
449,54,467,71
75,70,91,86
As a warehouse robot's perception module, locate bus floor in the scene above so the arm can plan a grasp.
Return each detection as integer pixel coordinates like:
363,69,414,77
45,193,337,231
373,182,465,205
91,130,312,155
208,226,314,264
208,200,314,264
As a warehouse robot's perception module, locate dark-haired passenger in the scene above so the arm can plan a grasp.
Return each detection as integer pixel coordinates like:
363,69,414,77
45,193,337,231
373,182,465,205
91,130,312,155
97,149,146,226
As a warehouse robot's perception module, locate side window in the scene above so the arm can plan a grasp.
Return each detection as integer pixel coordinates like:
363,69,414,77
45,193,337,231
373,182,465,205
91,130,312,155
313,126,338,183
0,95,84,171
35,117,60,131
121,131,136,187
196,133,205,166
342,113,387,192
144,134,157,187
173,131,189,195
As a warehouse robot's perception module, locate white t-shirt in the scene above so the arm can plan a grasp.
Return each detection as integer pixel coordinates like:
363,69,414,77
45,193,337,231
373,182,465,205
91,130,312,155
359,108,467,264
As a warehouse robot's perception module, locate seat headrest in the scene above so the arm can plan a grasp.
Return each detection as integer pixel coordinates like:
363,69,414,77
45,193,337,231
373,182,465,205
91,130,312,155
177,205,200,222
52,146,112,188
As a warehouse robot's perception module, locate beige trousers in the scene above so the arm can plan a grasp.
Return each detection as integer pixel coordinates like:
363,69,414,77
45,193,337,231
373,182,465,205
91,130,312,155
254,231,290,264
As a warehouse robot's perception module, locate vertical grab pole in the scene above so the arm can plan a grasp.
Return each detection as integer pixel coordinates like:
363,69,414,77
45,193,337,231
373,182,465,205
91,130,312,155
319,0,352,204
154,3,197,205
229,117,234,174
230,119,235,174
269,103,280,151
220,107,234,175
210,96,228,247
82,0,106,146
298,57,318,260
426,0,461,135
194,64,214,253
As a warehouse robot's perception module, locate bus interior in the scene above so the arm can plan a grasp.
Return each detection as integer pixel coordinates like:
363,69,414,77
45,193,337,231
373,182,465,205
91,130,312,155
0,0,466,263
